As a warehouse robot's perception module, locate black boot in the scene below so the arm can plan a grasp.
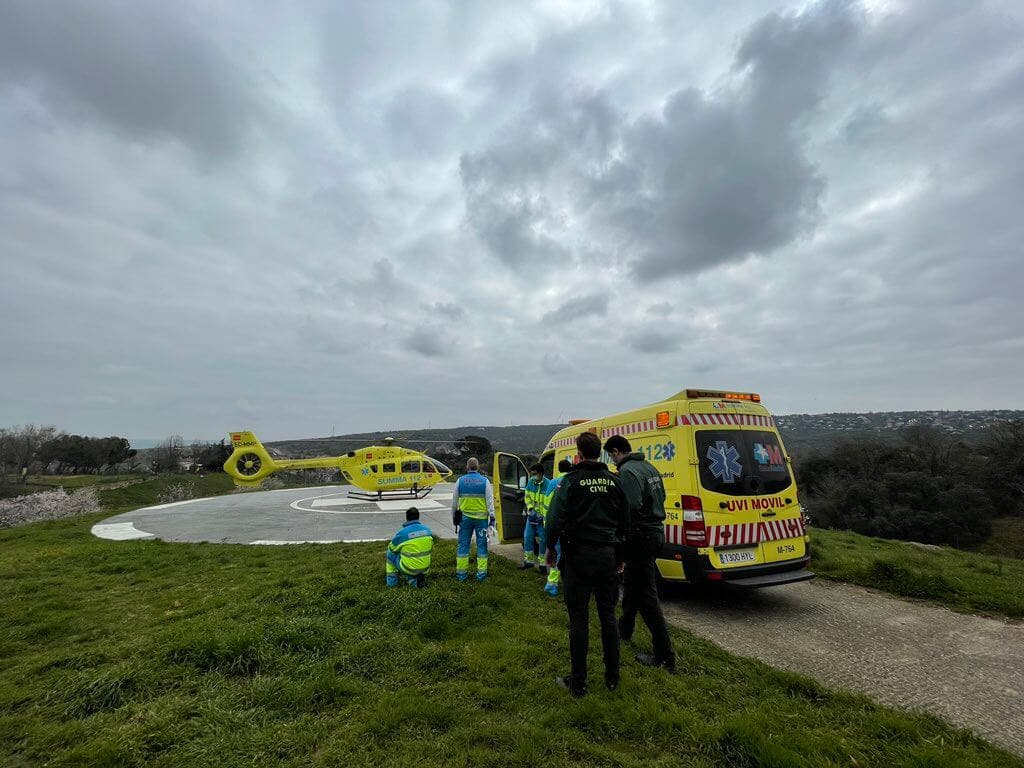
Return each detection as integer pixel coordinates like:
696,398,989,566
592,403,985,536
517,562,535,570
635,652,676,673
555,676,586,697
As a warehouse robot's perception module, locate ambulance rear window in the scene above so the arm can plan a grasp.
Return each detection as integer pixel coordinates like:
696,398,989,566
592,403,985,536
695,430,792,496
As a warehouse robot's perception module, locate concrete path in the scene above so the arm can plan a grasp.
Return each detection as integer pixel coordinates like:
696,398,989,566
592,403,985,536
656,577,1024,757
94,486,1024,756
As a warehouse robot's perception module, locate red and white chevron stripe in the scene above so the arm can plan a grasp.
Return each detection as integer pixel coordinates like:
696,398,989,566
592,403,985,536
708,521,760,547
759,516,806,542
600,420,657,438
665,517,806,548
678,413,775,427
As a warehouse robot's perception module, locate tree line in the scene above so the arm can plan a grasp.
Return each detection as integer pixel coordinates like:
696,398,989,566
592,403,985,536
796,421,1024,549
0,425,233,482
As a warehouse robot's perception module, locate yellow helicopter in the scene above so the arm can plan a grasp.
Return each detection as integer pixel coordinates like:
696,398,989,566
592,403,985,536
223,431,454,499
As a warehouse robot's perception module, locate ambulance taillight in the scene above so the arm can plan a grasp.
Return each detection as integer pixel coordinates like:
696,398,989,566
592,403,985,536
681,495,708,546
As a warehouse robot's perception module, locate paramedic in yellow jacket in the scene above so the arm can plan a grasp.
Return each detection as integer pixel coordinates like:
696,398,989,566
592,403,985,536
520,463,561,596
452,457,495,582
385,507,434,588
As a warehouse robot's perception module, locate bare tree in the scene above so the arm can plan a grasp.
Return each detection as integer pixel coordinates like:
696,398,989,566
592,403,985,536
152,436,184,474
3,425,58,482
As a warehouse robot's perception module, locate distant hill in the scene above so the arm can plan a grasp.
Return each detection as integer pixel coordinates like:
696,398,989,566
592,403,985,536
775,410,1024,457
266,410,1024,460
266,425,564,458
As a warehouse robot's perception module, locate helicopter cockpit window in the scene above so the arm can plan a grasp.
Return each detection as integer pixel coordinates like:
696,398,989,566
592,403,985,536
370,465,378,473
422,461,436,474
401,460,420,473
382,462,396,473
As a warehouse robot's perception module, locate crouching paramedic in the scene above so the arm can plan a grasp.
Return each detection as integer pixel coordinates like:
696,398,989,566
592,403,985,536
452,457,495,582
385,507,434,588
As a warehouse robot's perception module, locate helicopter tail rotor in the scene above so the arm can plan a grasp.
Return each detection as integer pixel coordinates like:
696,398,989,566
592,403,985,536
224,431,277,487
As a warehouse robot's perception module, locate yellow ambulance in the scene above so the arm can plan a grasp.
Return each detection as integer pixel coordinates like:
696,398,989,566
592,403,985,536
492,388,813,587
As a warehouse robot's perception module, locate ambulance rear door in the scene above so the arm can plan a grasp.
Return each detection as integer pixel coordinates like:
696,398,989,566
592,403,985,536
690,409,805,568
492,452,529,544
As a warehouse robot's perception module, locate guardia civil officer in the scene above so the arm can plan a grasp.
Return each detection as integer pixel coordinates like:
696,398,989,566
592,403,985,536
545,431,629,696
604,435,676,671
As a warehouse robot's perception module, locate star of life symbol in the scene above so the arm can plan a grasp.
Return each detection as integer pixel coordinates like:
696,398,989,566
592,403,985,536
707,441,742,483
753,443,770,464
361,467,370,476
663,441,676,461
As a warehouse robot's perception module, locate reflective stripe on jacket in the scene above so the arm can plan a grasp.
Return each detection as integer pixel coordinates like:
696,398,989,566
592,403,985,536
388,520,434,575
453,472,494,520
525,476,556,520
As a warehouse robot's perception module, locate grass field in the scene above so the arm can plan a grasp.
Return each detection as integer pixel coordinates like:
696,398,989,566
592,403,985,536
1,489,1020,766
810,527,1024,618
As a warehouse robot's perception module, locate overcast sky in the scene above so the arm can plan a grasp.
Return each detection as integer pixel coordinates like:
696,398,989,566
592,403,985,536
1,0,1023,443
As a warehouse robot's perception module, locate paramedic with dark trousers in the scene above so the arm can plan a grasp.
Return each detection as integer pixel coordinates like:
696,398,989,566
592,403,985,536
545,431,629,696
604,435,676,671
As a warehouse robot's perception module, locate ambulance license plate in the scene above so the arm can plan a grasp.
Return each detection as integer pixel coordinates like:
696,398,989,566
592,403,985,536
719,550,756,565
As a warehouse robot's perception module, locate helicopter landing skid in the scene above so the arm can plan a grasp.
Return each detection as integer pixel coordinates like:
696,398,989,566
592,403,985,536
347,486,434,502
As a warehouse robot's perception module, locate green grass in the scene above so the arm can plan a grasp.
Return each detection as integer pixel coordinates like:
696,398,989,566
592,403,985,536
95,473,237,511
810,527,1024,618
0,490,1019,766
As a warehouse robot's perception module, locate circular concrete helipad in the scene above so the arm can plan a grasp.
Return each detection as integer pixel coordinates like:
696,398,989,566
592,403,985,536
91,483,459,545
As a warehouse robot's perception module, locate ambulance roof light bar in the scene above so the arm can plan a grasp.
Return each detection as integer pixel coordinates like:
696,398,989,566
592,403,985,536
685,389,761,403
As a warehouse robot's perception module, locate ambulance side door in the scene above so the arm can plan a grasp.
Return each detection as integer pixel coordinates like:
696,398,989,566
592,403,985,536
492,452,529,543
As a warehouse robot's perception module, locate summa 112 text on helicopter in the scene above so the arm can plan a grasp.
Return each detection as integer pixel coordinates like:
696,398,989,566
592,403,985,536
223,431,454,500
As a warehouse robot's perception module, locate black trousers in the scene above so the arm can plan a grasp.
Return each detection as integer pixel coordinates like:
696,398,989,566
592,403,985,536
620,529,675,665
562,543,620,688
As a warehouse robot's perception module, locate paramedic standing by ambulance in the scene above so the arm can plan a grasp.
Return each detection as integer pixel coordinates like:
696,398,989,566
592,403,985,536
546,432,629,696
604,434,676,672
452,457,495,582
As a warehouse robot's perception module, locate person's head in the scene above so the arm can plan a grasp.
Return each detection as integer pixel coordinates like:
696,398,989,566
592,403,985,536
603,435,632,465
557,458,573,474
529,462,544,482
466,457,479,472
576,431,601,460
406,507,420,521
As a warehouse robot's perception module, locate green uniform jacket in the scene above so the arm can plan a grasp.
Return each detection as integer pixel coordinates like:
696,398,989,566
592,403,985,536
616,453,667,536
546,459,629,560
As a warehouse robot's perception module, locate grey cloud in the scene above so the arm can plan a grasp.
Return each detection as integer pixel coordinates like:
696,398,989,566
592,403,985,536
425,301,465,320
541,352,568,376
402,327,448,358
0,1,261,159
542,293,608,324
459,85,621,267
625,330,681,355
461,1,859,281
384,86,461,156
